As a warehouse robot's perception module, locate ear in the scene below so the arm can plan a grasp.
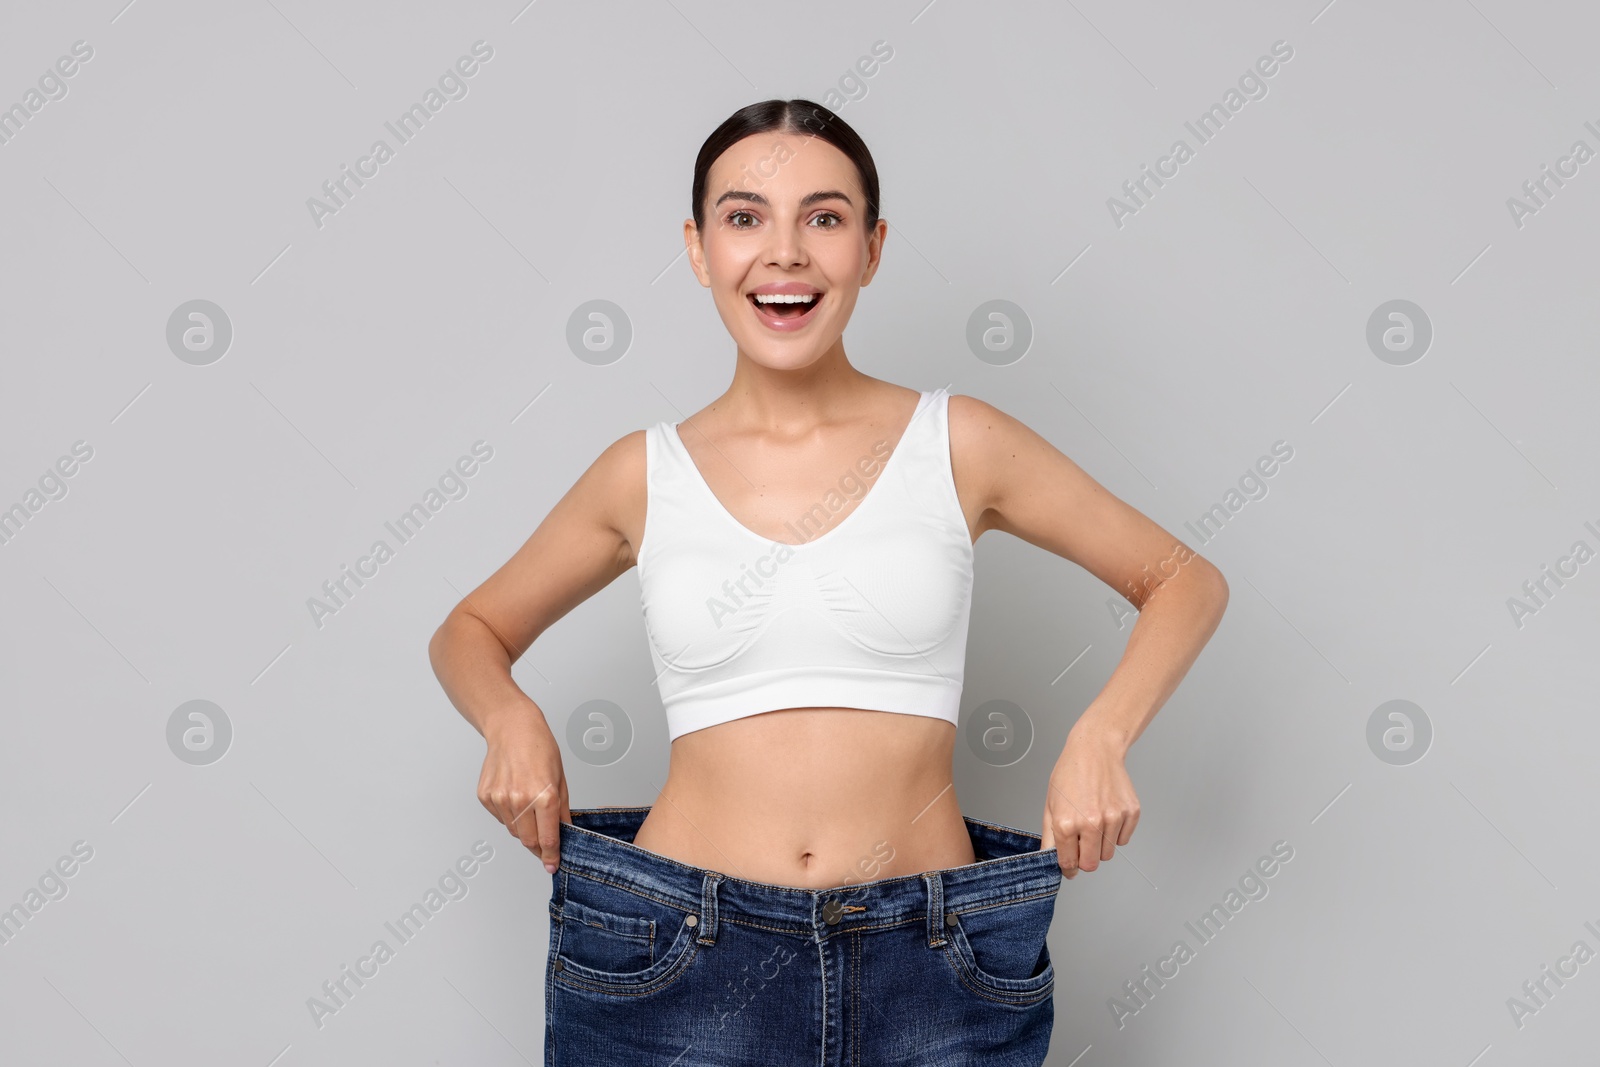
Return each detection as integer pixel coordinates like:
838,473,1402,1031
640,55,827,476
858,218,888,287
684,219,711,287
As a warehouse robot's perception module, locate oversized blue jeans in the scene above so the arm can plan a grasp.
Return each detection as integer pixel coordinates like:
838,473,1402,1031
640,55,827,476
545,805,1062,1066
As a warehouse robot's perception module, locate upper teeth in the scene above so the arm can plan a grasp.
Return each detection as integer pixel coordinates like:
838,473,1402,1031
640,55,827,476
754,293,817,304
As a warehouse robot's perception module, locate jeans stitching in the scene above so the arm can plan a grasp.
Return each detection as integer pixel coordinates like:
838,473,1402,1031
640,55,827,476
563,871,697,916
941,940,1055,1006
949,886,1061,918
943,909,1057,1002
851,931,860,1066
552,934,702,997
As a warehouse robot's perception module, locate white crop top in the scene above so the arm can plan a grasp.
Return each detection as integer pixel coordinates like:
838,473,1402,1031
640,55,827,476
637,387,975,741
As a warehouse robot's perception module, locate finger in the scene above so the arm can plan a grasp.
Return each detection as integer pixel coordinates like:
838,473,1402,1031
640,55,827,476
500,796,526,838
1042,816,1074,877
538,801,561,873
1100,812,1125,863
510,787,550,852
1046,783,1092,877
1077,821,1102,873
1056,823,1080,879
514,786,560,869
480,787,519,840
1120,805,1140,844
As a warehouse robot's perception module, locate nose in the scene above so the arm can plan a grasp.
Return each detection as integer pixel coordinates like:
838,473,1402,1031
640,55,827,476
761,216,808,268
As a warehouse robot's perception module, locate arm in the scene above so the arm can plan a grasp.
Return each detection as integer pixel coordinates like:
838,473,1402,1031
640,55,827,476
428,430,645,872
949,395,1229,878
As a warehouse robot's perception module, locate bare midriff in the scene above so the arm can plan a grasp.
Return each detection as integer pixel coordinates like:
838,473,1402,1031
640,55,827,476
631,706,978,890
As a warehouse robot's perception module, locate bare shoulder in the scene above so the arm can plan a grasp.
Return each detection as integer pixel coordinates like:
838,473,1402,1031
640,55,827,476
588,427,649,570
945,391,1037,540
434,426,650,662
946,391,1223,602
947,389,1107,534
502,423,649,585
946,391,1021,459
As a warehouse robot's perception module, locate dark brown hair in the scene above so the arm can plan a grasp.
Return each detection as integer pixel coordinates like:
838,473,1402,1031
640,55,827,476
691,99,881,233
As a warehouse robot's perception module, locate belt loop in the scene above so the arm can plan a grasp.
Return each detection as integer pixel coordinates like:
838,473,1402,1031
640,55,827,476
924,872,946,948
697,873,721,945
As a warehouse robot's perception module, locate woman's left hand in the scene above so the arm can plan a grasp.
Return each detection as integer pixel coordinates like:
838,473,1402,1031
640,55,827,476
1041,725,1141,879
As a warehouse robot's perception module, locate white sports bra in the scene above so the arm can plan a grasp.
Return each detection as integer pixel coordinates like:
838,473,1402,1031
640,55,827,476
637,387,975,742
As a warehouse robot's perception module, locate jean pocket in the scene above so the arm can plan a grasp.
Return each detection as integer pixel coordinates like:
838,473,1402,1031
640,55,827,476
552,874,701,994
944,890,1058,1005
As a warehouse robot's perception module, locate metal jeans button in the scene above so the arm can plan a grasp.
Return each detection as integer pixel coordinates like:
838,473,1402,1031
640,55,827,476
685,914,698,927
822,899,844,925
945,910,958,926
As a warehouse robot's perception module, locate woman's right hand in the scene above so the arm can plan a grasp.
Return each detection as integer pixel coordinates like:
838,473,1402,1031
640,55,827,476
478,712,571,873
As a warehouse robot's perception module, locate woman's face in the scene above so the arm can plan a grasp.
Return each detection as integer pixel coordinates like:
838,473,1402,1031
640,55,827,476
686,131,886,371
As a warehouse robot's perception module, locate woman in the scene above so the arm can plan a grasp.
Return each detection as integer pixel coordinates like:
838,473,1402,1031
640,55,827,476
429,99,1228,1065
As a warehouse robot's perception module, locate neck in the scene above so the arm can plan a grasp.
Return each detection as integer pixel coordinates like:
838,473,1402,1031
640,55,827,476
719,344,878,433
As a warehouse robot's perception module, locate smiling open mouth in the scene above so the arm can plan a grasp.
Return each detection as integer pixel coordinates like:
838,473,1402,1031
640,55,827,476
748,291,823,328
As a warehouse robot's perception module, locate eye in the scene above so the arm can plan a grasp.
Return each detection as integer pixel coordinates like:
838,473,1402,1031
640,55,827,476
811,211,843,228
725,210,758,229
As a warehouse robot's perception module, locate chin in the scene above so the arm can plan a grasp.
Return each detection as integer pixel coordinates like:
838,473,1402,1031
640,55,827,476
740,345,829,370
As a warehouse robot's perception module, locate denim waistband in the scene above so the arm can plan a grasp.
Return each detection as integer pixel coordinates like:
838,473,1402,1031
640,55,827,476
554,805,1062,946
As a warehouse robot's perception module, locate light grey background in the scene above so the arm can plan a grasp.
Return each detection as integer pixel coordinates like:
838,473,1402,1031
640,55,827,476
3,0,1597,1063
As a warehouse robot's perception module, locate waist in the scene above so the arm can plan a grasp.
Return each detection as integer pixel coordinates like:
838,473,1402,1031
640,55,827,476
641,707,973,886
557,805,1060,927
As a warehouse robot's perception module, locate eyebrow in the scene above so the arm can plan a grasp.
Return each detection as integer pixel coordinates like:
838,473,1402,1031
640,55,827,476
712,189,855,211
